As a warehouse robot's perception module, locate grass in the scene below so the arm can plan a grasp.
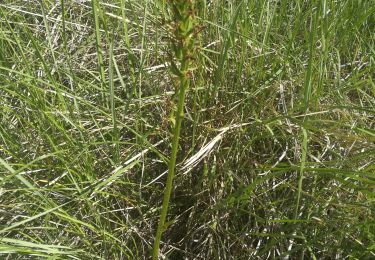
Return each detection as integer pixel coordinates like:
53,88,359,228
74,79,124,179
0,0,374,259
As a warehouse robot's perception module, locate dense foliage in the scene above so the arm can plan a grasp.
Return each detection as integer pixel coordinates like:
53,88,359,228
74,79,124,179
0,0,374,259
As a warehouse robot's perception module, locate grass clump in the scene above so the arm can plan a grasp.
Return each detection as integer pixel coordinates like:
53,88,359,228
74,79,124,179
0,0,374,259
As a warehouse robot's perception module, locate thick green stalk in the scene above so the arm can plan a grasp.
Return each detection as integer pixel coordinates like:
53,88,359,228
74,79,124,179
153,1,196,258
152,71,190,260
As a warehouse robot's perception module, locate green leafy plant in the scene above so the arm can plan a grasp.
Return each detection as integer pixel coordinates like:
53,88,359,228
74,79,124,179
152,1,198,258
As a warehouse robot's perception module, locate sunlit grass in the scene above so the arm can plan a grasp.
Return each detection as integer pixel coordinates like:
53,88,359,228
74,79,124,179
0,0,374,259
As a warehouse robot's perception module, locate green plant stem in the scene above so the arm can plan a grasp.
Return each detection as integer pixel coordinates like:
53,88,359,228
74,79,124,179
152,72,190,259
91,0,106,103
295,127,308,219
152,2,196,257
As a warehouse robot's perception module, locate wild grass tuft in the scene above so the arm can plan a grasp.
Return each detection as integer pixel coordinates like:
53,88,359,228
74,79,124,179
0,0,374,259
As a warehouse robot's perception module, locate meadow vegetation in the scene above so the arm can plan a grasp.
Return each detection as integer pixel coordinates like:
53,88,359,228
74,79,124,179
0,0,374,259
